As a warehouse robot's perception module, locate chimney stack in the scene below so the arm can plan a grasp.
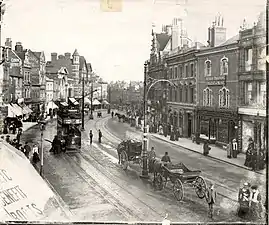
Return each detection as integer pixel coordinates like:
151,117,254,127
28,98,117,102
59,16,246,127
58,55,64,60
15,42,23,52
51,52,57,62
207,14,226,47
64,52,71,60
5,38,12,49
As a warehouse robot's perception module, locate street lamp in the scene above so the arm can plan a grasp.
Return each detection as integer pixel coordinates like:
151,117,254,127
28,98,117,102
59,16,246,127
140,61,150,179
38,120,46,177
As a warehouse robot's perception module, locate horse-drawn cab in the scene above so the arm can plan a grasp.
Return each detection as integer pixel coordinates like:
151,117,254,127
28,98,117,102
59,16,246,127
117,139,143,170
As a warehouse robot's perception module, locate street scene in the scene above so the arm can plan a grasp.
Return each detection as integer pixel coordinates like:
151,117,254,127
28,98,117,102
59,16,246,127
0,0,268,223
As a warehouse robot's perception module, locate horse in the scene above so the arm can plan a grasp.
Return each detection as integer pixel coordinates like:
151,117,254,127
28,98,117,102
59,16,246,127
148,158,164,189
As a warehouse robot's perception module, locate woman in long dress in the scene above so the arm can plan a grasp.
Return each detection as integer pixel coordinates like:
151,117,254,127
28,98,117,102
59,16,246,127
244,137,254,167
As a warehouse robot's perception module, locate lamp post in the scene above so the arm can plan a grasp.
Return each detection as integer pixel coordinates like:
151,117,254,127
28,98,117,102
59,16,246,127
81,73,85,131
140,61,149,179
39,121,46,177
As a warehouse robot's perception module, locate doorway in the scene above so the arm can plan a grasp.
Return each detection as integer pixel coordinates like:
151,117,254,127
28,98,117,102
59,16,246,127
187,114,192,138
228,120,236,143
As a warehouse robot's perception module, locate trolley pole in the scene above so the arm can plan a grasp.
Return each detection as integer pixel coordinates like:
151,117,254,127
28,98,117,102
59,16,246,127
81,74,85,131
140,61,149,179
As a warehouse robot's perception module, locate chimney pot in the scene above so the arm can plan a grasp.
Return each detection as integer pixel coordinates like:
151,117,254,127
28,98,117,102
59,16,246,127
15,42,23,52
51,52,57,62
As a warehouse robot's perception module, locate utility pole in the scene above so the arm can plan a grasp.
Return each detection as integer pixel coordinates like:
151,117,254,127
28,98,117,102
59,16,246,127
89,72,94,119
81,74,85,131
140,61,149,179
265,0,268,213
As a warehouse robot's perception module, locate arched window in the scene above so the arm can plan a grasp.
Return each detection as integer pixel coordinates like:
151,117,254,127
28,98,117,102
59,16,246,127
220,57,228,76
219,87,230,108
204,59,211,76
203,87,212,106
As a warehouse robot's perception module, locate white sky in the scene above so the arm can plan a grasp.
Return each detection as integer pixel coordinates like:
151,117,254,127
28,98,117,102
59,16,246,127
1,0,265,82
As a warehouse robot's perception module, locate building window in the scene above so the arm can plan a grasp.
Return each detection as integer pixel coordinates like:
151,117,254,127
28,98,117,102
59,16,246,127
220,57,228,76
174,88,178,102
204,59,211,76
245,82,252,105
175,66,178,79
179,66,182,78
179,88,182,102
245,48,252,71
190,64,194,77
190,86,194,103
203,87,213,106
185,64,188,77
219,87,230,108
257,81,266,107
184,86,188,102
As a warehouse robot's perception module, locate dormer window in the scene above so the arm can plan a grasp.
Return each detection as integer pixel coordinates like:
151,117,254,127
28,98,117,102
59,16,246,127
204,59,211,76
219,87,230,108
220,56,228,76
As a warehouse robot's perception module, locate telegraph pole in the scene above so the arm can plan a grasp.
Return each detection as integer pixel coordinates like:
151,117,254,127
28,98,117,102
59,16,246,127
81,74,85,131
265,0,268,214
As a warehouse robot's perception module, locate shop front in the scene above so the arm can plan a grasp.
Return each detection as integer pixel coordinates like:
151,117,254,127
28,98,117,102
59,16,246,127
238,113,266,153
196,107,238,146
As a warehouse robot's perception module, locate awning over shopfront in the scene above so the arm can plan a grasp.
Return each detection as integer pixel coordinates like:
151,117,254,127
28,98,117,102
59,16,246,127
84,97,91,105
11,103,23,116
60,102,68,107
0,140,71,221
7,104,23,117
102,100,110,105
92,99,101,105
69,97,79,106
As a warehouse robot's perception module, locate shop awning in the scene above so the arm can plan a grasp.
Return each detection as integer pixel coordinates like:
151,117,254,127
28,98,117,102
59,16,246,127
11,103,23,116
84,97,91,105
69,97,79,106
60,102,68,107
47,101,58,110
7,104,22,117
102,100,110,105
23,105,32,114
92,99,101,105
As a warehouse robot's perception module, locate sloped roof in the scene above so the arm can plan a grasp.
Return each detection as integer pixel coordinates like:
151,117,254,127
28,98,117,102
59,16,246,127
46,56,73,78
87,63,92,72
73,49,79,56
16,50,27,61
156,33,171,51
219,34,239,46
9,67,21,77
33,51,41,59
79,56,87,70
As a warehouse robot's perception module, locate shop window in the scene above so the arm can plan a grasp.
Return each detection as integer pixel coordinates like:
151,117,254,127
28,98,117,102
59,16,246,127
203,87,212,106
219,87,230,108
220,56,228,76
204,59,211,76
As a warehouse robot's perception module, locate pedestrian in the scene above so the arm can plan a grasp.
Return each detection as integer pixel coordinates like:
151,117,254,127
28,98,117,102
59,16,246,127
249,185,262,220
226,142,232,159
205,182,217,219
98,129,102,143
16,128,22,145
23,142,31,159
244,137,254,167
148,146,156,160
232,139,238,158
238,182,251,219
203,140,211,156
89,130,93,145
111,111,114,118
161,152,171,166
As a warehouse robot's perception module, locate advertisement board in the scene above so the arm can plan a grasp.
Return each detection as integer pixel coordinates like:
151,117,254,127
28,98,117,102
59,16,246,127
0,141,70,221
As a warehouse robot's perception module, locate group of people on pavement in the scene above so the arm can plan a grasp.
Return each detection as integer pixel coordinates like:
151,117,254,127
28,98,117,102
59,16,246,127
244,137,265,171
238,182,264,221
89,129,102,144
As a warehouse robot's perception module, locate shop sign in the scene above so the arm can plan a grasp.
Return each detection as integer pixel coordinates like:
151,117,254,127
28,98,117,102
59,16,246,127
208,80,224,86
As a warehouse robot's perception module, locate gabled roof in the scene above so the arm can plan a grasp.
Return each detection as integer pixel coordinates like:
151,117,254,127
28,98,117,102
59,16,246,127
156,33,171,51
46,56,73,78
32,51,41,59
79,56,87,71
16,50,27,61
8,49,21,62
73,49,79,56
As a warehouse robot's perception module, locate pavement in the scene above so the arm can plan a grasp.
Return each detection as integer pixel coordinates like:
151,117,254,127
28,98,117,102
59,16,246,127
19,112,251,222
113,111,265,175
102,116,267,217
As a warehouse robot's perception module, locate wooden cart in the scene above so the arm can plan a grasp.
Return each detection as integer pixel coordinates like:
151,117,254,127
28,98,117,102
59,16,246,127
154,162,207,201
117,139,143,170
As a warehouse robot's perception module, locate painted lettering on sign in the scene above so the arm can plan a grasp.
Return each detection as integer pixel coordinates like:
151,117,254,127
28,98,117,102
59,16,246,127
0,169,43,220
208,80,224,86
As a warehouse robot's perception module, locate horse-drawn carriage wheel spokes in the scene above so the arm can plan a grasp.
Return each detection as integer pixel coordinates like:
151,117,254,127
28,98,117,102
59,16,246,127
120,151,128,170
194,176,207,199
173,179,184,201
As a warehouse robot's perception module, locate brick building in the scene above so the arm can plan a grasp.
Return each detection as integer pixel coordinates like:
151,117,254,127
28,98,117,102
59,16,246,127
237,12,266,152
196,15,239,146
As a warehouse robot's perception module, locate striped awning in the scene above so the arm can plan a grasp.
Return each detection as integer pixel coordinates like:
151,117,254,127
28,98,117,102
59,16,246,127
11,104,23,116
69,98,79,106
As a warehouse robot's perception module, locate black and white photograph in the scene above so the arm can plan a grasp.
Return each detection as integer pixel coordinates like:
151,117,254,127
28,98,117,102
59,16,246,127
0,0,267,224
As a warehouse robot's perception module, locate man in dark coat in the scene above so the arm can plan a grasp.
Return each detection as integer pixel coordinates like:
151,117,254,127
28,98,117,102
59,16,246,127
245,137,254,167
24,142,31,159
98,129,102,143
89,130,93,145
203,141,211,156
205,183,217,218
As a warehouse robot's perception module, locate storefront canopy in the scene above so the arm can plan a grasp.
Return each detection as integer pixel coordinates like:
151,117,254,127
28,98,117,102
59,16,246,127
69,97,79,106
7,104,22,117
102,100,110,105
23,105,32,114
92,99,101,105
